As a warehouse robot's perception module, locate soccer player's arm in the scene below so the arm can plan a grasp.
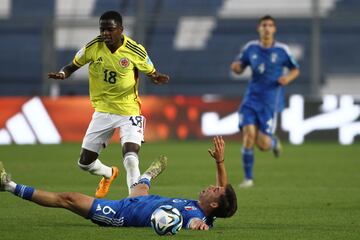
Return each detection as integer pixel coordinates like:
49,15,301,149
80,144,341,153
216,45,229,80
48,63,79,80
207,136,227,187
278,47,300,86
183,210,211,230
48,46,89,80
230,45,250,75
132,44,170,85
278,68,300,86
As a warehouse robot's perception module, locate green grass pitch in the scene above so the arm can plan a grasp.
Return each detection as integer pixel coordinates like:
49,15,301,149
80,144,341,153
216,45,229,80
0,140,359,240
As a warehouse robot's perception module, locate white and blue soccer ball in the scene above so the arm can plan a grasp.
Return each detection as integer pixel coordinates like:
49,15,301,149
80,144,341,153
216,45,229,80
150,205,183,235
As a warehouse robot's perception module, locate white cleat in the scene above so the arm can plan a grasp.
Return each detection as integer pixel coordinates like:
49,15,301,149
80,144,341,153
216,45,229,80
239,179,254,188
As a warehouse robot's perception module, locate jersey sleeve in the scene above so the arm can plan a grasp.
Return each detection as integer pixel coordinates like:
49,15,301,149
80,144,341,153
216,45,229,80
131,44,156,75
283,46,300,70
235,44,251,68
182,210,212,229
72,46,92,67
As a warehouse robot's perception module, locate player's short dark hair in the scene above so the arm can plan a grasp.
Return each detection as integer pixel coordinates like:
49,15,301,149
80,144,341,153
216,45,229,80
258,15,276,25
212,184,238,218
100,11,123,25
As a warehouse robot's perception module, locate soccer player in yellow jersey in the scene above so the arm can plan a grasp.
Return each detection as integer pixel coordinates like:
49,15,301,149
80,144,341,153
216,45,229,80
48,11,169,198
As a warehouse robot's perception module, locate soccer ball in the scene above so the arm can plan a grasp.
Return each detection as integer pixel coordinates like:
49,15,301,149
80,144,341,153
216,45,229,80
150,205,183,235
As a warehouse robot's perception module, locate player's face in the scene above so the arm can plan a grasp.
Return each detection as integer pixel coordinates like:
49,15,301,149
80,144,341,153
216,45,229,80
199,185,225,205
257,19,276,40
99,19,123,47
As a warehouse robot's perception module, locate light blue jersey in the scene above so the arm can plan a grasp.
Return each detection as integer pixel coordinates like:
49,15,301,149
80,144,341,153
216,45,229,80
87,195,215,228
236,40,299,112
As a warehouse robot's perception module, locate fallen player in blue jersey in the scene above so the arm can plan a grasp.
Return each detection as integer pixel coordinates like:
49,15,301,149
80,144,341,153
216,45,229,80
0,136,237,230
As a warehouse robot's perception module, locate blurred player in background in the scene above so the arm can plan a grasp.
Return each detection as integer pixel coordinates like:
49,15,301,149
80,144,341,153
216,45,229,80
0,136,237,230
48,11,169,197
230,15,300,188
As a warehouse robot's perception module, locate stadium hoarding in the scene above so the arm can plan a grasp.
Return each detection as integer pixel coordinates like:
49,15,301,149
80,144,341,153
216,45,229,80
0,95,359,145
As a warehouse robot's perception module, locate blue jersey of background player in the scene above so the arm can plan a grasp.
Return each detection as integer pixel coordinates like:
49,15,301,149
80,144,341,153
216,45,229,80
0,136,237,231
230,15,300,188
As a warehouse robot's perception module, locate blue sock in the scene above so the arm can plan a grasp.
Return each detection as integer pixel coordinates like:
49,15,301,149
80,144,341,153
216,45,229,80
137,178,151,188
271,137,277,150
14,184,35,201
242,147,254,180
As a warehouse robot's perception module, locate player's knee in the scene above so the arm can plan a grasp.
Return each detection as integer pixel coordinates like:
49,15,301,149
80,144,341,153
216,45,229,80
243,132,256,145
57,192,76,208
123,152,139,169
256,137,272,151
257,145,268,151
78,149,98,167
123,142,140,155
129,184,149,198
245,132,256,141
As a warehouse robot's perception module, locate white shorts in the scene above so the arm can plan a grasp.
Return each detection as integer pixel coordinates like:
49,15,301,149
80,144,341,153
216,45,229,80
82,112,146,153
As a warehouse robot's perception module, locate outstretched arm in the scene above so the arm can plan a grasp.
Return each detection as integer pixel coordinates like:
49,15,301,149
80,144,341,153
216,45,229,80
48,62,80,80
207,136,227,187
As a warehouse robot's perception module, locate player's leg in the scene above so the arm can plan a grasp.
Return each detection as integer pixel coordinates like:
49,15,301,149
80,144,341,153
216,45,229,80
256,132,282,156
80,112,119,198
238,106,257,188
239,125,256,188
129,155,167,198
256,132,272,150
255,108,282,157
122,142,141,193
33,191,94,218
0,162,93,218
119,115,146,193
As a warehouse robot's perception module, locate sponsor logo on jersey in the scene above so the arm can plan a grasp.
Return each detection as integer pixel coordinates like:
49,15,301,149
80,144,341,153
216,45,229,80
119,57,129,68
185,206,198,211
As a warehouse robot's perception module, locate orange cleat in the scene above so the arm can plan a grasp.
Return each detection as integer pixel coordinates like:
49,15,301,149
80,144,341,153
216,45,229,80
95,166,119,198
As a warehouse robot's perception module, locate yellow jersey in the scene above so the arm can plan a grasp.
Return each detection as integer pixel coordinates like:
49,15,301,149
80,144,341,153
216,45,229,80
72,35,156,115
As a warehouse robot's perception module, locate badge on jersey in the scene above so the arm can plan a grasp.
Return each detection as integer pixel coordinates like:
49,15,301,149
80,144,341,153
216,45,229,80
119,57,130,68
271,53,278,63
185,206,198,211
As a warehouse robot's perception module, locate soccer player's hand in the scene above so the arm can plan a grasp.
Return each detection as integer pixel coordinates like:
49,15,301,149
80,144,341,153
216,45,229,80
278,76,291,85
208,136,225,164
230,61,244,74
150,72,170,85
48,72,66,80
189,219,209,230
